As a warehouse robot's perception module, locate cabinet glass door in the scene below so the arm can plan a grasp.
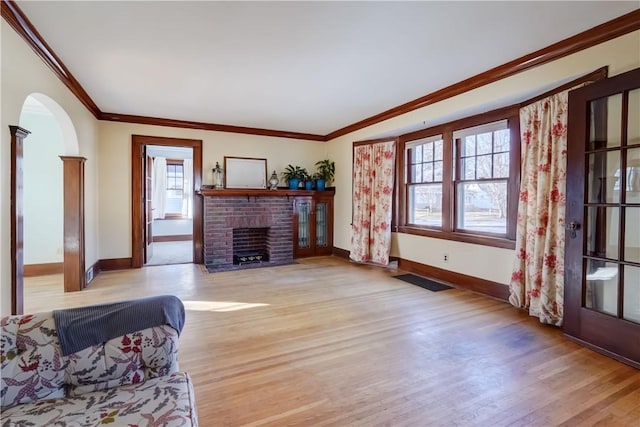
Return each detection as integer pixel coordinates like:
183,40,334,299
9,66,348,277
316,202,328,247
296,199,312,249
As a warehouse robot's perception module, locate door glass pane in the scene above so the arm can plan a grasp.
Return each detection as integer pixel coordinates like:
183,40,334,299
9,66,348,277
623,265,640,324
586,206,619,259
625,207,640,263
625,147,640,196
589,94,622,149
316,203,327,247
587,151,620,203
628,89,640,146
585,259,618,316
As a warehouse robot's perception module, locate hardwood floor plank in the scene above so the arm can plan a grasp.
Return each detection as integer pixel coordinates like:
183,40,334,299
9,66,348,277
22,257,640,426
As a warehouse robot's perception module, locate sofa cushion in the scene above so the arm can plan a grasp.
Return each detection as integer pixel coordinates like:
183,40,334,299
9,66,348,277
1,314,67,408
64,324,179,396
1,371,198,426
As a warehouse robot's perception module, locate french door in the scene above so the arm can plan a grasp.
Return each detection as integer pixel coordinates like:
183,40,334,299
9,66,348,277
565,68,640,368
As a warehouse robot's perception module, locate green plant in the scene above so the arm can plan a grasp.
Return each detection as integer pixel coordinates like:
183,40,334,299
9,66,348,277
281,164,308,183
314,159,335,184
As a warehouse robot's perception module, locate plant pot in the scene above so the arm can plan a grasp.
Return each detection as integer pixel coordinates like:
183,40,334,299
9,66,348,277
315,178,326,191
288,178,300,190
304,180,313,190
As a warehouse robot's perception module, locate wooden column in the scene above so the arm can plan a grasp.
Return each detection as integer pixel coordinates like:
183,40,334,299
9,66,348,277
60,156,86,292
10,126,30,314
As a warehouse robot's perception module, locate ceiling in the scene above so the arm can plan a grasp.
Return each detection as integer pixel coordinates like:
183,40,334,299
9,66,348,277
14,1,640,137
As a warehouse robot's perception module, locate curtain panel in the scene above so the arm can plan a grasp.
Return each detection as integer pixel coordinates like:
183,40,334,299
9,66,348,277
509,91,571,326
350,140,396,265
152,157,167,220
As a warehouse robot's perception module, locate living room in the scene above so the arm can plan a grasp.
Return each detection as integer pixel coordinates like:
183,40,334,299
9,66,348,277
2,1,640,425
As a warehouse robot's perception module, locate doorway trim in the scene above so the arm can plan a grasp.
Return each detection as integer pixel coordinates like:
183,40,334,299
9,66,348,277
10,126,30,314
131,135,203,267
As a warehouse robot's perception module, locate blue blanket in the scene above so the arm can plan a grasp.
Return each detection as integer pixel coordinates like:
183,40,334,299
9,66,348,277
53,295,185,356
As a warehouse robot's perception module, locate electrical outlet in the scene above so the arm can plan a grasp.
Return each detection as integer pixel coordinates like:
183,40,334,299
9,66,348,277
443,254,449,262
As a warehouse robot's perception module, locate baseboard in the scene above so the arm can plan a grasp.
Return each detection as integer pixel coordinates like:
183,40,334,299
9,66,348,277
24,262,63,277
332,246,350,260
397,258,510,302
99,257,133,271
153,234,193,242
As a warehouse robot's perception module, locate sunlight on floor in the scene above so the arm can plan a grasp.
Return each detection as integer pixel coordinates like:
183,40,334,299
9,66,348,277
182,300,269,312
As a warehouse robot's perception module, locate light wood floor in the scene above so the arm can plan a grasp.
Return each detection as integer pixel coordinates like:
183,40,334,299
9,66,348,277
24,257,640,427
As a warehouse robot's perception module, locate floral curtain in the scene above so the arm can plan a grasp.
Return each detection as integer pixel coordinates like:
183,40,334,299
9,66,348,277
510,91,571,326
350,140,396,265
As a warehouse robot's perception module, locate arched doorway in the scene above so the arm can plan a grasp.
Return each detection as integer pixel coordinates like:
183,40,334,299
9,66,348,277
12,93,82,313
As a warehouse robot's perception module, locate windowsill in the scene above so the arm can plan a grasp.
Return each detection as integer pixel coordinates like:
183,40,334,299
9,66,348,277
395,225,516,250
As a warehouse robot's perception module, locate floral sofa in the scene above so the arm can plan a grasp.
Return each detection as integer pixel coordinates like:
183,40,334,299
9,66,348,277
0,297,198,426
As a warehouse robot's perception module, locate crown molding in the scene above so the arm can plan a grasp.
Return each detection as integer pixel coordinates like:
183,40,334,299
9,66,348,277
99,112,327,141
1,0,101,118
326,8,640,141
3,1,639,142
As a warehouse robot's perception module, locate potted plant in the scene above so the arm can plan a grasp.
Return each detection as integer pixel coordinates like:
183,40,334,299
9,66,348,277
282,165,307,190
301,170,314,190
314,159,335,191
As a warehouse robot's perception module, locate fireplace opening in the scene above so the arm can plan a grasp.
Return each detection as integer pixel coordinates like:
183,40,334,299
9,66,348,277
233,228,269,265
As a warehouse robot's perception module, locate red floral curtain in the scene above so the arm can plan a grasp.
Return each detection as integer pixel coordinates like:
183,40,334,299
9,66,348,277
351,140,396,265
510,91,571,326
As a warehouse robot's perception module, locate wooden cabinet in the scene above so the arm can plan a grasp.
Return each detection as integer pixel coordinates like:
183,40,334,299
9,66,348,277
293,190,334,258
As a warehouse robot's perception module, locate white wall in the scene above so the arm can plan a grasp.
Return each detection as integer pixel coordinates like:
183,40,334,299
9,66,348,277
20,104,64,264
1,21,100,315
98,121,326,259
326,31,640,286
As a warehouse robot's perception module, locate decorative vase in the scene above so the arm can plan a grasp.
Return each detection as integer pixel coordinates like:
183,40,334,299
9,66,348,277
305,180,313,190
288,178,300,190
315,178,326,191
269,171,279,190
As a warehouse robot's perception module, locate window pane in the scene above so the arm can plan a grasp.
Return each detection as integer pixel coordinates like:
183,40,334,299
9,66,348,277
494,129,510,152
477,132,492,155
423,142,434,162
409,184,442,227
463,136,475,157
413,145,422,163
434,161,443,181
422,163,433,182
457,181,507,234
434,140,443,161
411,164,421,182
493,152,510,178
476,155,492,179
463,158,475,180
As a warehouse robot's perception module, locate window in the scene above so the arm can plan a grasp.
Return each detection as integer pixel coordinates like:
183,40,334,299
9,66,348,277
454,121,510,235
398,107,519,248
407,135,444,227
166,160,184,215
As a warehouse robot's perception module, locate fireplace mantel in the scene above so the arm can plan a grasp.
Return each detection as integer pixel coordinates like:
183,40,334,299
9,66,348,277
198,188,335,197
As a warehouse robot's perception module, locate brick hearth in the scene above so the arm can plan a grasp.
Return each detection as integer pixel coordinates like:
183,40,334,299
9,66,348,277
203,195,293,271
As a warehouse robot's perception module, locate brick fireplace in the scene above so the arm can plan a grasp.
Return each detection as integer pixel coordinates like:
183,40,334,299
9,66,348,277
203,192,293,271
